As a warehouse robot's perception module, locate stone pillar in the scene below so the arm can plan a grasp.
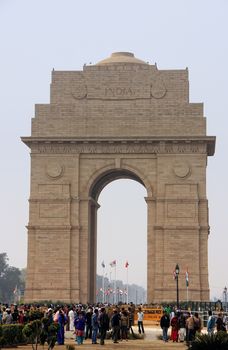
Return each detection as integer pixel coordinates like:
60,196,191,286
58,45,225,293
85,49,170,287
145,196,156,303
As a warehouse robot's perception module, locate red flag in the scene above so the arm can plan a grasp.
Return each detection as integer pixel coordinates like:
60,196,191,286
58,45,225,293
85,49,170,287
125,261,129,268
110,260,116,267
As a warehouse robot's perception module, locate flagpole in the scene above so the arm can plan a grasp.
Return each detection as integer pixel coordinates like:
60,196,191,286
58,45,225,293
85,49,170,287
186,269,189,306
126,266,129,305
102,265,105,304
114,263,117,305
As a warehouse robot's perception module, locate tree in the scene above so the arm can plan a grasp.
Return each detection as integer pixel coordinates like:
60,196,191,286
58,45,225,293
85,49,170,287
0,252,24,303
0,253,9,277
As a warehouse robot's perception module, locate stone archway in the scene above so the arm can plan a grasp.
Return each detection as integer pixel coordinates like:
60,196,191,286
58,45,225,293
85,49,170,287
22,52,215,303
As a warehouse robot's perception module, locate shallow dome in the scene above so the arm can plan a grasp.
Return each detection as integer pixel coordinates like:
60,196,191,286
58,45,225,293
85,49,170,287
96,52,146,65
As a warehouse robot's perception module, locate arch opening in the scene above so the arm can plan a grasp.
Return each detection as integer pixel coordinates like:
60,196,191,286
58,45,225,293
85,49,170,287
89,169,144,201
88,169,147,303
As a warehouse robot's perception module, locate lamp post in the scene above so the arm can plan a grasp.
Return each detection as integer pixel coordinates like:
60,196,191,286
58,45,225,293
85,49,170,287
175,264,180,309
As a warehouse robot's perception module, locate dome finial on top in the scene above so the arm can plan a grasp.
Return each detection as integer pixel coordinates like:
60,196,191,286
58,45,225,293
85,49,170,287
96,52,146,65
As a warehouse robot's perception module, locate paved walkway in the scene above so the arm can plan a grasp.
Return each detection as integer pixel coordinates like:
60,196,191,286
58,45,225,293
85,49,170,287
61,326,188,349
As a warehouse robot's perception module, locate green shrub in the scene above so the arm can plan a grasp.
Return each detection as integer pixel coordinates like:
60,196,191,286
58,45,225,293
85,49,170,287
23,319,42,350
188,332,228,350
29,310,45,321
0,324,26,346
22,317,59,350
40,319,59,350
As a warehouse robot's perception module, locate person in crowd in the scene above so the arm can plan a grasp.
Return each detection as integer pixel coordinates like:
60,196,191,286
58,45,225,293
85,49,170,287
53,307,60,323
216,312,226,332
186,312,200,343
193,312,202,335
160,309,170,342
12,305,19,323
170,312,179,342
137,307,144,334
164,304,172,316
74,311,86,345
91,308,99,345
68,307,75,332
42,308,54,334
2,307,8,324
207,310,216,334
57,308,67,345
18,310,26,324
98,307,110,345
85,307,93,339
111,309,121,343
178,312,186,342
5,309,13,324
187,313,196,343
128,307,135,336
120,310,129,341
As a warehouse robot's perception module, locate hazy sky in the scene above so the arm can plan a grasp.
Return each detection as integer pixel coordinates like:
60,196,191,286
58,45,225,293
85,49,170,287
1,0,227,300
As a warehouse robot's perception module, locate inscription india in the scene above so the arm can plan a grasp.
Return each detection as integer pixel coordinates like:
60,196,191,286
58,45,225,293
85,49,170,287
105,86,135,98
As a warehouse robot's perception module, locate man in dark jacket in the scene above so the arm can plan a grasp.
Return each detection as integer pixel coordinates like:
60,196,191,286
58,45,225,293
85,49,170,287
160,310,170,342
98,307,110,345
85,308,93,339
111,309,121,343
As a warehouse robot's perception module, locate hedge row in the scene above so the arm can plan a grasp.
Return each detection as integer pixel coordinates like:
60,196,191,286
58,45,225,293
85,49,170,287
0,324,26,346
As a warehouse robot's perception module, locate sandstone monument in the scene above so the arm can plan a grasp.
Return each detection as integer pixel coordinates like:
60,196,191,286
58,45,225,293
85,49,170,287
22,52,215,303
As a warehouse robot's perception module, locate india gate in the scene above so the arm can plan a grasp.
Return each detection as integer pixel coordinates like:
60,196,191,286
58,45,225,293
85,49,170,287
22,52,215,303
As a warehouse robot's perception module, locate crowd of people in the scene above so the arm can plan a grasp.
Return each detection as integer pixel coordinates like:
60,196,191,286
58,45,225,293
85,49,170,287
0,303,141,346
1,302,227,346
160,306,228,344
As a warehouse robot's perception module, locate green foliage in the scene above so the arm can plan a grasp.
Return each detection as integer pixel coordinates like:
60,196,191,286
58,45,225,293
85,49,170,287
29,310,45,321
0,252,24,303
0,253,8,277
0,324,26,346
23,319,42,350
188,332,228,350
23,317,58,350
40,318,59,350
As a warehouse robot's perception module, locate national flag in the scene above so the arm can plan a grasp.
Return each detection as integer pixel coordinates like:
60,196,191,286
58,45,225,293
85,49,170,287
173,271,177,280
13,285,17,294
101,261,105,268
125,261,129,268
185,270,189,287
110,260,116,267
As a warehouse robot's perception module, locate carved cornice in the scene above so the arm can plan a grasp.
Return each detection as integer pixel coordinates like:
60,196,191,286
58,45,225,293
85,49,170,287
154,225,209,231
29,198,71,203
26,225,81,230
21,136,215,156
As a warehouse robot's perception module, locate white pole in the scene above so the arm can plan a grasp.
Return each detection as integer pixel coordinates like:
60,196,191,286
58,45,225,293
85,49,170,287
126,266,129,305
114,264,117,304
102,266,105,303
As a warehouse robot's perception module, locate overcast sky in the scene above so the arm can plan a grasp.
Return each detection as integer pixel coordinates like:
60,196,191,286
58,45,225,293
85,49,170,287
0,0,227,300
